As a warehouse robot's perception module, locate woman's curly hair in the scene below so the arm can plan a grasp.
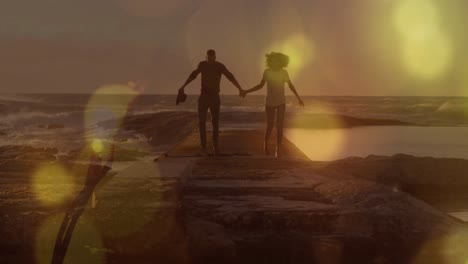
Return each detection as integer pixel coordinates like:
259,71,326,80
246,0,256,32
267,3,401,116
265,52,289,69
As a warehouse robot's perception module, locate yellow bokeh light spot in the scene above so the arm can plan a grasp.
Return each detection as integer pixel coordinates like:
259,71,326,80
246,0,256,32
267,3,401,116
459,62,468,96
402,31,452,80
263,34,315,79
393,0,440,38
91,139,104,153
411,228,468,264
393,0,453,80
286,105,346,161
85,84,138,128
33,164,75,206
84,84,138,154
35,213,104,264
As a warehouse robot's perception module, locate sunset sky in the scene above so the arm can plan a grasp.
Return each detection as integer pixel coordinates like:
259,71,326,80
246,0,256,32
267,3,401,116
1,0,467,96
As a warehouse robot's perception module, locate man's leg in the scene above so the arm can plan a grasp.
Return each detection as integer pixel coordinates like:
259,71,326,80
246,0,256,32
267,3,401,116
264,106,276,155
198,96,209,154
209,95,221,155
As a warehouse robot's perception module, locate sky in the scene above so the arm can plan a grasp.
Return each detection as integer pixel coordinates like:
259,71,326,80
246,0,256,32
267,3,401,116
1,0,467,96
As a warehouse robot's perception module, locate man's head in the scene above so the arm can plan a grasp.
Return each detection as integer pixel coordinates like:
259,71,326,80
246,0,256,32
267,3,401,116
206,49,216,63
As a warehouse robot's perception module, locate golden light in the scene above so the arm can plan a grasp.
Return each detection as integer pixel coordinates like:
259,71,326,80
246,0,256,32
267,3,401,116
32,164,75,206
410,228,468,264
263,33,315,79
185,1,308,85
402,31,452,80
35,213,104,264
91,138,104,154
393,0,440,38
460,62,468,97
84,84,138,158
393,0,453,80
286,104,347,161
258,1,312,80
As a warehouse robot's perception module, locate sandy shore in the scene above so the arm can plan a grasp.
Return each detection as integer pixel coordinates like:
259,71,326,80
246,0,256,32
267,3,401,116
1,127,468,263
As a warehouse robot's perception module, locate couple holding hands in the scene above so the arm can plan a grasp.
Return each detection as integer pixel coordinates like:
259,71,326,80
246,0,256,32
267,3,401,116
178,49,304,158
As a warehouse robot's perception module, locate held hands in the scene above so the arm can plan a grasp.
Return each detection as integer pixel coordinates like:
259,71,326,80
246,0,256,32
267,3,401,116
239,88,248,98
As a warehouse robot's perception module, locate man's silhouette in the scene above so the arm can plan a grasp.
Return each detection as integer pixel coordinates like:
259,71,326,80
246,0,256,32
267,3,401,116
179,49,243,156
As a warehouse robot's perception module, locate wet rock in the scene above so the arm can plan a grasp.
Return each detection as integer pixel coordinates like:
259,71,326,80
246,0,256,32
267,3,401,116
117,112,197,146
183,156,468,264
318,154,468,209
0,145,57,161
185,216,236,263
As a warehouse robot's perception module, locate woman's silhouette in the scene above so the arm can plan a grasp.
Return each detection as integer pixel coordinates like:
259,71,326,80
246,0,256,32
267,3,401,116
242,52,304,157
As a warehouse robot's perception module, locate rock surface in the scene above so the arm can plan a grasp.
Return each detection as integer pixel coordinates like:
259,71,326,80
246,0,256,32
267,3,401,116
1,130,468,264
316,154,468,210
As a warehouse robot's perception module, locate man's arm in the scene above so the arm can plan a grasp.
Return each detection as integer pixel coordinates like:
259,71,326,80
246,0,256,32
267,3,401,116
242,70,266,97
222,66,243,92
179,64,201,91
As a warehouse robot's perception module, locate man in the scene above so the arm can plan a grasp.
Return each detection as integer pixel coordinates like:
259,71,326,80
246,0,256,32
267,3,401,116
179,49,243,156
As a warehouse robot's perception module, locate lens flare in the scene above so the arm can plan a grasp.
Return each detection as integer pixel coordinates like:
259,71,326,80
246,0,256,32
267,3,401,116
35,213,104,264
286,104,346,161
85,84,138,159
402,32,452,80
32,164,75,206
411,228,468,264
91,139,104,154
263,34,315,79
185,0,308,85
393,0,440,38
393,0,453,80
460,63,468,96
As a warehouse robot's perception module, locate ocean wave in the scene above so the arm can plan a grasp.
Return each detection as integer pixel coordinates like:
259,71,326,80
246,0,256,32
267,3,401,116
221,105,264,112
124,111,414,130
132,111,417,130
436,101,468,114
221,112,414,128
0,94,43,103
0,111,80,126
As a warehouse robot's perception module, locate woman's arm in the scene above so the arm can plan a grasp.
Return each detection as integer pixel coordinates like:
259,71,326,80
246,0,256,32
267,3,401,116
240,79,265,98
287,80,304,107
247,79,266,94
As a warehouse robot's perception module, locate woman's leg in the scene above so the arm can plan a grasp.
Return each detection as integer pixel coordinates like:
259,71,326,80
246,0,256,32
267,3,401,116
275,104,286,157
265,106,276,155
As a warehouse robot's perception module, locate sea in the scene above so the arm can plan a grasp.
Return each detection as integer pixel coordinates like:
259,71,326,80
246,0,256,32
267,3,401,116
2,93,468,220
1,94,468,160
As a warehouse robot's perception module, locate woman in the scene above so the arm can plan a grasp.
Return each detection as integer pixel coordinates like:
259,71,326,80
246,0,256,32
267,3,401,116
242,52,304,157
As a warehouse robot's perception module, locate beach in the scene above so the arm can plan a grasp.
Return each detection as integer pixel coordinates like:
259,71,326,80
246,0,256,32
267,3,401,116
1,109,468,263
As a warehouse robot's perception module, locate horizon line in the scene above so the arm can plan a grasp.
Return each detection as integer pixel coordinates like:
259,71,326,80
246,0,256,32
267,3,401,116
1,92,468,98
